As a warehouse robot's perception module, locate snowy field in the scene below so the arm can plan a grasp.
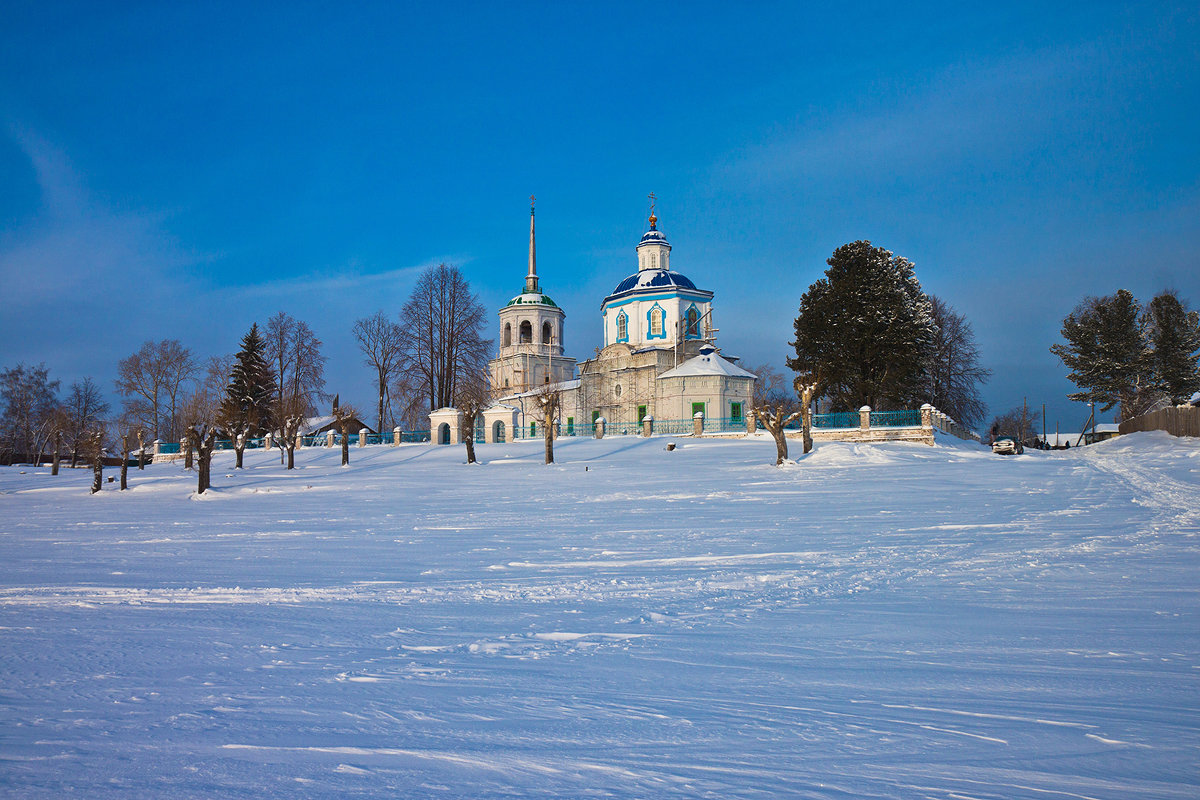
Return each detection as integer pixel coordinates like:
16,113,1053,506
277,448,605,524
1,432,1197,799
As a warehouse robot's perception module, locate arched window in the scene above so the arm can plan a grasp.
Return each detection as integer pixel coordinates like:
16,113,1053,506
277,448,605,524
503,322,512,347
650,306,664,337
650,252,657,269
616,311,628,342
686,306,700,338
519,320,532,343
542,321,552,344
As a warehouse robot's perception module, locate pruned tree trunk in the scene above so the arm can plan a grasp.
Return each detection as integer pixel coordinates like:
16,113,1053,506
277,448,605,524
340,424,350,466
189,427,217,494
90,432,103,493
754,404,803,466
463,412,477,464
137,429,146,470
184,438,194,470
52,432,61,476
119,433,130,490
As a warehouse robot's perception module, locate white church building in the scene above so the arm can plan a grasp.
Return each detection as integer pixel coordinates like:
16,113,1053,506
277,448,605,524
476,201,755,442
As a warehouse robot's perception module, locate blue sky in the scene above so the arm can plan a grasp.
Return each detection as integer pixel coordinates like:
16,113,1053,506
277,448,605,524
2,1,1197,433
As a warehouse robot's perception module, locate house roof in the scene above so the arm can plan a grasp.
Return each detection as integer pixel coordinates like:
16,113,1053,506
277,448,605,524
658,346,757,380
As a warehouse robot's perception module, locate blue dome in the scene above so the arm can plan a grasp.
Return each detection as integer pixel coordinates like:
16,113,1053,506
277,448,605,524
639,229,669,245
611,269,697,296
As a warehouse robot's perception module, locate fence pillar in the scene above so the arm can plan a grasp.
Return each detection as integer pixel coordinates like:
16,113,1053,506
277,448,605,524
921,404,933,430
595,417,606,439
263,432,273,450
295,432,304,449
745,410,756,435
859,406,871,430
642,415,653,437
180,437,188,455
324,430,334,447
693,412,704,437
358,428,368,447
152,439,161,457
393,426,402,446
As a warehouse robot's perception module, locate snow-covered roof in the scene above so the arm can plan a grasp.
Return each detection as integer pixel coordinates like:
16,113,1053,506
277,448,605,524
658,347,757,380
301,415,334,435
506,378,581,399
1190,391,1200,406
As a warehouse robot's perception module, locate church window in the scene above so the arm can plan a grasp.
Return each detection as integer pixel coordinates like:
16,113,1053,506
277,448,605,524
650,252,657,269
542,321,552,344
686,305,700,338
567,417,574,436
503,322,512,347
519,320,532,343
637,405,647,423
650,307,664,337
616,311,628,342
692,402,705,417
530,421,537,437
731,402,743,422
615,383,622,397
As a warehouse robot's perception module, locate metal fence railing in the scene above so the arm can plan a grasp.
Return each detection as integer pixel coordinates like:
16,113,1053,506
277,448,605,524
870,409,921,427
812,411,861,429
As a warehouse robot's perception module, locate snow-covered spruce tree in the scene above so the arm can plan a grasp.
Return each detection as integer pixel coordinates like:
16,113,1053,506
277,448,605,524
788,241,935,411
1144,290,1200,405
219,324,277,468
1050,290,1152,421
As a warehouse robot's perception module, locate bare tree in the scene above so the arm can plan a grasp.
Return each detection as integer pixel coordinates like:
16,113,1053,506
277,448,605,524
925,296,991,428
987,405,1041,446
794,374,819,456
266,312,327,419
89,431,104,494
117,428,132,490
454,373,490,465
532,385,561,465
115,340,196,441
63,377,110,468
399,264,492,413
389,369,431,430
275,395,307,470
754,399,803,466
136,428,147,470
331,401,363,467
354,311,405,432
51,430,62,475
0,362,60,464
186,423,219,494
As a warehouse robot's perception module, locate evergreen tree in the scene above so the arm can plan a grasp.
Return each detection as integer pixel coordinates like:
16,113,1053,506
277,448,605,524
788,241,936,411
1144,290,1200,404
1050,290,1150,420
220,324,277,439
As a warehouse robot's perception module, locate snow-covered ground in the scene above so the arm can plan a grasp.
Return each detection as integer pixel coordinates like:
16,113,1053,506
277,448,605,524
2,433,1197,798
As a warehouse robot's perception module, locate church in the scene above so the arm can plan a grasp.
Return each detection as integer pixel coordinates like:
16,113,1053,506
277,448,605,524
483,200,755,440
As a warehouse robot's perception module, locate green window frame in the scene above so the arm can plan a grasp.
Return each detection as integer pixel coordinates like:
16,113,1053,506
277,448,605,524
692,402,705,417
731,402,743,422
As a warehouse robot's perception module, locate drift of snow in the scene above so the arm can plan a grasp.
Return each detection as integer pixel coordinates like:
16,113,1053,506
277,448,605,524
1,432,1197,798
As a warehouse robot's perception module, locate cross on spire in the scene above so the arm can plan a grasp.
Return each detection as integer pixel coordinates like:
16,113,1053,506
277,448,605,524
647,192,658,229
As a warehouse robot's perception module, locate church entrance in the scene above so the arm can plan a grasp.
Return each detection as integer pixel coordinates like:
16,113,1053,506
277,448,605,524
492,420,506,443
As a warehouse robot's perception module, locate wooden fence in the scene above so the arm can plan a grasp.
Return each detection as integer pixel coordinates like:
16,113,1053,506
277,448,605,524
1118,405,1200,438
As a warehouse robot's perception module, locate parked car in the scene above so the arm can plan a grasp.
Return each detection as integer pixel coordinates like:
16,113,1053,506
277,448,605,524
991,436,1023,455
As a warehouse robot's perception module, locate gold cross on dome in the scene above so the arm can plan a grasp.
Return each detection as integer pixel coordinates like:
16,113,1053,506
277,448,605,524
530,194,536,209
647,192,656,216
